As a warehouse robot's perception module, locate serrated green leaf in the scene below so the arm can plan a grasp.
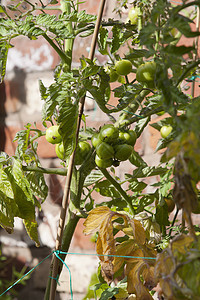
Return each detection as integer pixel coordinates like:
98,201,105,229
5,160,35,220
98,27,108,52
99,287,119,300
128,180,147,192
95,180,120,198
128,166,167,179
164,45,194,56
0,42,9,83
0,190,15,232
58,101,78,158
111,25,122,54
24,219,40,247
126,49,150,59
42,83,59,121
84,170,104,187
25,171,48,202
155,202,170,226
129,150,147,168
135,116,150,138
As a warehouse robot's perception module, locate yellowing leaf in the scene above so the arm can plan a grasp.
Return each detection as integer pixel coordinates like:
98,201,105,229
83,206,111,235
129,219,146,245
24,219,40,247
126,260,154,299
171,234,194,256
113,239,137,273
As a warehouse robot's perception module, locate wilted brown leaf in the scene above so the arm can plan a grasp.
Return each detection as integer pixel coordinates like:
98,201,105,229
126,260,154,299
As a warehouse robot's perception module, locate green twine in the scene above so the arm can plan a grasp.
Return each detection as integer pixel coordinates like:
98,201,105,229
54,250,73,300
0,250,156,298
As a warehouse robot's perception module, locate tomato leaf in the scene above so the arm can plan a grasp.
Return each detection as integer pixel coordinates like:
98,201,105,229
58,101,78,159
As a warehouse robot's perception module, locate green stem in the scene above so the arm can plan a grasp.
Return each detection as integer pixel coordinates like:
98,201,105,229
60,0,74,72
115,89,150,127
100,168,135,215
44,212,80,300
22,165,67,176
43,33,69,63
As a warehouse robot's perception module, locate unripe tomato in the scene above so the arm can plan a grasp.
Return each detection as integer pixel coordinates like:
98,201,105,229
136,61,156,88
95,154,113,168
96,142,115,159
160,125,172,138
75,141,91,165
45,125,62,144
115,59,132,76
91,133,101,148
119,130,137,146
106,67,119,82
99,124,119,144
114,144,133,161
55,142,64,160
128,6,140,25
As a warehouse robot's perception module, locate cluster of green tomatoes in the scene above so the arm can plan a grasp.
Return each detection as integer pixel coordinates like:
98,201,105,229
91,124,136,168
45,124,136,169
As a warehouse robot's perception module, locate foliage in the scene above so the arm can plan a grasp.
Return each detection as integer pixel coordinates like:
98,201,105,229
0,0,200,299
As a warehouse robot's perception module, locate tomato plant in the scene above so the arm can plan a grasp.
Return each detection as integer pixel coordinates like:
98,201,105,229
1,0,200,299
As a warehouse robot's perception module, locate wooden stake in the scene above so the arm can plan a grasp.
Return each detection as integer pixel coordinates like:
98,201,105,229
191,5,200,97
49,1,107,299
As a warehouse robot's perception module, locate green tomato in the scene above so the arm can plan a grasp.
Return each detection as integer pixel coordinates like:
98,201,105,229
99,124,119,144
75,141,91,165
128,6,140,25
114,144,133,161
91,133,101,148
119,130,137,146
95,154,113,169
108,68,119,82
136,61,156,88
55,142,64,160
105,66,119,83
160,125,172,138
96,142,114,159
45,125,62,144
115,59,132,76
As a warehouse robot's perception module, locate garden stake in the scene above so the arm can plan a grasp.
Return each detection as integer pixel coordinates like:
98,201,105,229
191,5,200,97
49,0,107,299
